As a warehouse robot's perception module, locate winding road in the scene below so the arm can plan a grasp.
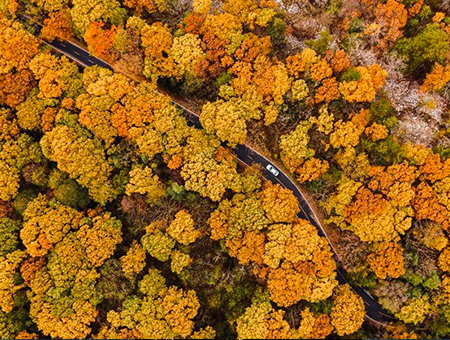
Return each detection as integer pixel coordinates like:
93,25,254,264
19,14,396,325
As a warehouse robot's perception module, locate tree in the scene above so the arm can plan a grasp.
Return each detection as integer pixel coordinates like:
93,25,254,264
0,218,20,257
110,80,177,143
200,99,247,147
193,0,210,14
0,133,44,201
70,0,125,36
20,194,83,257
315,77,340,103
310,59,332,82
414,181,450,229
298,307,333,339
48,169,90,208
15,92,47,131
259,182,299,223
40,10,74,43
181,135,237,202
373,0,408,50
40,125,118,204
29,0,69,12
291,79,309,102
28,52,83,100
84,22,119,63
329,111,368,149
209,179,337,306
439,247,450,273
99,269,201,339
123,0,165,14
0,15,39,74
330,284,365,336
331,50,351,73
141,230,175,262
279,121,315,173
125,166,166,203
170,250,192,274
171,33,205,77
286,48,318,79
367,242,405,279
342,187,401,242
236,301,293,339
167,210,201,245
23,198,122,338
338,65,388,102
395,295,431,324
419,153,450,183
421,63,450,93
396,23,449,73
416,221,448,251
0,109,18,142
0,250,26,313
0,69,35,108
76,211,122,267
121,241,146,277
365,122,389,141
266,219,337,306
141,22,177,80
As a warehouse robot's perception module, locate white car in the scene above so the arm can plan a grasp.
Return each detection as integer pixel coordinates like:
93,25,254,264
266,164,280,177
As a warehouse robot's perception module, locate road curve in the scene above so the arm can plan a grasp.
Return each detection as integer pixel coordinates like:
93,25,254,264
19,14,396,325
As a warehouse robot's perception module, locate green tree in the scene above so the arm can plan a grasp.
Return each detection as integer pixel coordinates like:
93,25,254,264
396,23,449,73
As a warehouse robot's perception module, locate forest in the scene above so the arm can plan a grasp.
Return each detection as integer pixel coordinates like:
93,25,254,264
2,0,450,339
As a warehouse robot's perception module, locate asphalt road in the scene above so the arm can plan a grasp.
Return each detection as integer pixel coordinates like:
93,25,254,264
18,14,396,325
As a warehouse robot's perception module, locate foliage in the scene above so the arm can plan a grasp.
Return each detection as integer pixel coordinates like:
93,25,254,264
396,23,449,73
41,125,118,204
330,284,365,336
167,210,200,245
121,241,146,277
40,10,74,43
367,242,405,279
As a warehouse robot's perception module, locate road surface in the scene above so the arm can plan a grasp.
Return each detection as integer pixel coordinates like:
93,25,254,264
19,14,396,325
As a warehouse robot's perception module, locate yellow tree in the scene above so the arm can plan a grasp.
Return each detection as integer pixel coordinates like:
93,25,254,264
236,301,293,339
420,63,450,93
24,198,122,339
395,296,431,324
259,182,299,223
330,284,365,336
0,15,39,74
141,22,177,80
0,250,26,313
339,65,388,102
193,0,210,14
20,194,83,257
171,33,205,76
167,210,201,245
40,10,74,43
40,125,118,204
298,307,333,339
70,0,125,36
121,241,146,277
200,99,247,147
125,166,166,203
279,121,315,173
181,133,237,202
99,269,201,339
367,242,405,279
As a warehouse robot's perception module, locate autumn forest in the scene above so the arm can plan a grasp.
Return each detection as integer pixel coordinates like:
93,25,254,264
2,0,450,339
